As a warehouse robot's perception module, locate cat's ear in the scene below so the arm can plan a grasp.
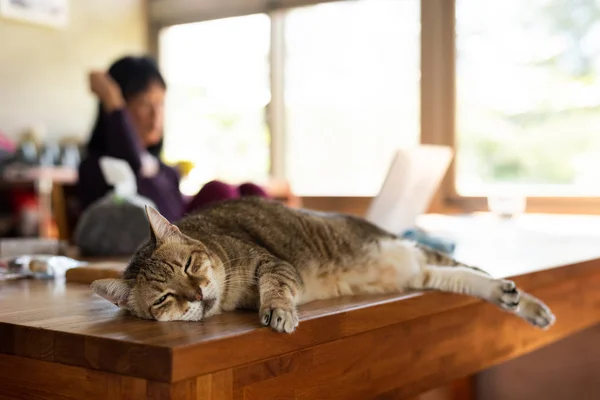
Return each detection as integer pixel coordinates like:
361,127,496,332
91,278,134,309
145,205,180,245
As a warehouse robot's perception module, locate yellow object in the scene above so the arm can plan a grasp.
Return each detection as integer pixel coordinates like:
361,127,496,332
174,161,195,177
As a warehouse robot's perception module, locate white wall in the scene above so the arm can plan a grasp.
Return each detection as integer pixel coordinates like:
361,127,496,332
0,0,148,142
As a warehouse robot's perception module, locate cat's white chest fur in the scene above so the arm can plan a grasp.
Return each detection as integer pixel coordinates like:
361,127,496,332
297,239,422,305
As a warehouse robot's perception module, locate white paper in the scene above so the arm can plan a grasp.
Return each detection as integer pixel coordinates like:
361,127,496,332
99,157,137,198
365,145,453,234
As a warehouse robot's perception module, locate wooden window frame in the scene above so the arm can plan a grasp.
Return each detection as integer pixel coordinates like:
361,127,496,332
429,0,600,216
297,0,444,216
150,0,600,216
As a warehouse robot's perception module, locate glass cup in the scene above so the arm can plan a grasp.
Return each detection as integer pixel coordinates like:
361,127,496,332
487,195,527,218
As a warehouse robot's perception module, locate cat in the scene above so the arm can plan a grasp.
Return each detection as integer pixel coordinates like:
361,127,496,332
91,197,555,333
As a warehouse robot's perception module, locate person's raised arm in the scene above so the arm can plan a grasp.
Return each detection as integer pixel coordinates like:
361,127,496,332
89,71,144,173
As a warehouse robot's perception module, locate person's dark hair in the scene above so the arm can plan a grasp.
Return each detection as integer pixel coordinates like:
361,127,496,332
87,55,166,157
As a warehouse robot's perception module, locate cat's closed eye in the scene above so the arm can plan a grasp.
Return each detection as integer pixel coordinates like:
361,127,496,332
184,256,192,273
154,294,171,305
185,253,209,275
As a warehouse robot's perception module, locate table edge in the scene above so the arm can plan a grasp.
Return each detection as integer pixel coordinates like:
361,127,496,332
1,256,599,383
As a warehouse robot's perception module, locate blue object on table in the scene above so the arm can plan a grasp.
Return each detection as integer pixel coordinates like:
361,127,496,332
400,228,456,255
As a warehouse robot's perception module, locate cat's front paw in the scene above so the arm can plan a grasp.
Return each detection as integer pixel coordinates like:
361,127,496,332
491,280,520,310
260,305,299,333
517,293,556,329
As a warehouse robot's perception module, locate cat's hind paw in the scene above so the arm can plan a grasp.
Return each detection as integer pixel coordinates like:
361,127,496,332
517,292,556,329
491,280,520,311
260,306,299,333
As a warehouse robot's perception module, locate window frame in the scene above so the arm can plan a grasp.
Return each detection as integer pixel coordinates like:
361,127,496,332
439,0,600,215
149,0,600,216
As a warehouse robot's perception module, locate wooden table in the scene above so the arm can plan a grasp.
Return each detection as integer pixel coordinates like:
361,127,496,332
1,214,600,399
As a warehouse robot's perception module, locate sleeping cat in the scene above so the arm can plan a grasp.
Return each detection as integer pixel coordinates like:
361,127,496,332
91,197,555,333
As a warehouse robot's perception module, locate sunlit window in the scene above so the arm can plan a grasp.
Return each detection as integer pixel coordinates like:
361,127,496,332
159,14,271,195
284,0,421,196
456,0,600,196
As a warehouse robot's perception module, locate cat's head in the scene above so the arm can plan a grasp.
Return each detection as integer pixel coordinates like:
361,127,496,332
90,206,225,322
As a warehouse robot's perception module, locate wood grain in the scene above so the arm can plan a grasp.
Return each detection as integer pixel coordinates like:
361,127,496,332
160,270,600,399
65,262,126,283
1,229,600,398
0,353,148,400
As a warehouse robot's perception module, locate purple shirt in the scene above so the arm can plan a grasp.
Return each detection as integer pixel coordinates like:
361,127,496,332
77,109,185,222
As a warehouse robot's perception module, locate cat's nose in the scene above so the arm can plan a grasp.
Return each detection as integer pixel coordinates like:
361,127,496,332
189,288,202,302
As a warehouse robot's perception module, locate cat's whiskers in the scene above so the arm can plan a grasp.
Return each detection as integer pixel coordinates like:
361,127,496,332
212,256,256,292
219,257,260,287
219,256,257,269
222,276,259,287
221,276,259,298
222,274,258,283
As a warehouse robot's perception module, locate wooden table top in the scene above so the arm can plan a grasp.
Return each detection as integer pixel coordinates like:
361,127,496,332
417,212,600,275
1,213,600,391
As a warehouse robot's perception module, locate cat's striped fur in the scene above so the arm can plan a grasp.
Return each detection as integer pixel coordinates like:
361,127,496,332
91,197,555,333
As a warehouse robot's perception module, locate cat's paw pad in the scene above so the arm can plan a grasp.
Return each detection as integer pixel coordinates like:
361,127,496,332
492,280,520,310
519,296,556,329
260,306,299,333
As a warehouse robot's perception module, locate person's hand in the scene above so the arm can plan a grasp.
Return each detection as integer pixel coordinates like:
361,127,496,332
285,191,302,208
89,71,125,112
265,179,302,208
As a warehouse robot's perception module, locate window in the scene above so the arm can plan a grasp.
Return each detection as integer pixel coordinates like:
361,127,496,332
159,14,271,196
284,0,420,196
456,0,600,197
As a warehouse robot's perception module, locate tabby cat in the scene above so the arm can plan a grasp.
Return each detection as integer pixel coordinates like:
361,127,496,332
91,197,555,333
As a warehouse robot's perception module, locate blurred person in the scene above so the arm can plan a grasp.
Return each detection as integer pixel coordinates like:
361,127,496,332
77,55,298,222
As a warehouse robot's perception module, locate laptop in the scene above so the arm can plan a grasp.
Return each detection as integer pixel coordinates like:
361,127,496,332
364,144,453,234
